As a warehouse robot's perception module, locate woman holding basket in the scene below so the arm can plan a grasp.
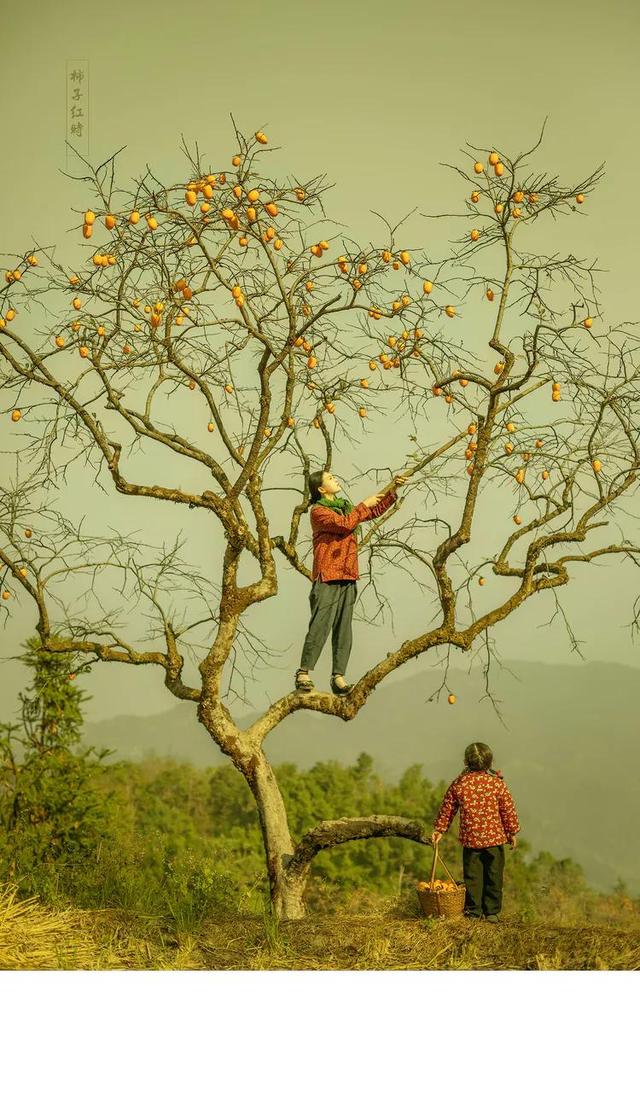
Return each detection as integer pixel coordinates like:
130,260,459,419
431,742,520,923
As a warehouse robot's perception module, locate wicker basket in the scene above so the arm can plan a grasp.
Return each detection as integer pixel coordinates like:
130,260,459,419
417,842,466,919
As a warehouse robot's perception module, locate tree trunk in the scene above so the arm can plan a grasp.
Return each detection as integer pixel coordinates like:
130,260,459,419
199,706,431,921
198,694,306,918
245,749,307,920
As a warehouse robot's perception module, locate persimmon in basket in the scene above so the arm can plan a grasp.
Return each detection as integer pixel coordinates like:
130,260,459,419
417,879,459,893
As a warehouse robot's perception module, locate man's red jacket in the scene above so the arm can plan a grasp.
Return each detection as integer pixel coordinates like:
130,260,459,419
310,489,398,581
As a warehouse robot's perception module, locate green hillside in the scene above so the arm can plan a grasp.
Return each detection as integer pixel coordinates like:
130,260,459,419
83,660,640,894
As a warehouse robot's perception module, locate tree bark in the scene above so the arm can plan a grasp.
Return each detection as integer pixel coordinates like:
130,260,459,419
199,680,307,917
271,810,432,920
245,749,306,919
286,814,431,890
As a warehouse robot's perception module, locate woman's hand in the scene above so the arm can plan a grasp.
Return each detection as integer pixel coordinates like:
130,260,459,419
508,836,518,850
365,476,406,508
431,831,443,846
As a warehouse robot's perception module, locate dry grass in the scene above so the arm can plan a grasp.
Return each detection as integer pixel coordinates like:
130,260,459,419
0,884,102,970
1,884,638,971
202,914,640,971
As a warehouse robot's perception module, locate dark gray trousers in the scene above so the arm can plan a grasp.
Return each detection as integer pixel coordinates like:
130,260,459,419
462,845,506,917
299,580,357,676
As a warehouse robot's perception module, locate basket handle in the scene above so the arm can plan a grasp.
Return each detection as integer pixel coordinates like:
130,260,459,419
429,841,458,887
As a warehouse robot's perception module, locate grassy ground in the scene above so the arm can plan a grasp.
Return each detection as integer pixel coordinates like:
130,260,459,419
1,884,638,970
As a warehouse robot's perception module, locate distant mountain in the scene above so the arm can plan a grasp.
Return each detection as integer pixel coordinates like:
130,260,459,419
83,660,640,894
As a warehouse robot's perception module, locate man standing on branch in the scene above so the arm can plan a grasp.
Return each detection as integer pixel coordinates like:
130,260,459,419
295,470,406,695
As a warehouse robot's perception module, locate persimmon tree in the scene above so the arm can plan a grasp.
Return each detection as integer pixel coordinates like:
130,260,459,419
2,122,640,918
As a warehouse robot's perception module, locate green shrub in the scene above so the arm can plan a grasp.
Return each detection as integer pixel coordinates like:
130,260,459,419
0,638,113,900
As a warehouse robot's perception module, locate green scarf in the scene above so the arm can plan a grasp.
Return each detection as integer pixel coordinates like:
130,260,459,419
314,494,361,536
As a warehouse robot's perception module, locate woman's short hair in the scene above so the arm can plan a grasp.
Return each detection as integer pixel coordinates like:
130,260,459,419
464,742,493,771
308,470,327,504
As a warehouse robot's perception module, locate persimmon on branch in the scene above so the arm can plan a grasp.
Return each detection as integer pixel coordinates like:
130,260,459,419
2,125,639,716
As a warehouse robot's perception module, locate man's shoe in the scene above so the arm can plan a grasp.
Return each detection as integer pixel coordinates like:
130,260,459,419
295,669,314,693
485,914,500,924
330,675,352,696
464,911,483,920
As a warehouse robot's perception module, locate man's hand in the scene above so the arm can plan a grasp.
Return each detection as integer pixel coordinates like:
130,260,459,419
431,831,443,846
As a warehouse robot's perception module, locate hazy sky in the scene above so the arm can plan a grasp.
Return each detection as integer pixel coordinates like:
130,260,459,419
2,0,640,722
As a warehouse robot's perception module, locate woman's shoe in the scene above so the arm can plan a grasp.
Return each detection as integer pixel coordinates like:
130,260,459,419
330,674,352,696
295,669,314,692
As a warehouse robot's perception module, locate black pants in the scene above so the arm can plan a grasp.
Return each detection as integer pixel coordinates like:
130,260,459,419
462,845,505,917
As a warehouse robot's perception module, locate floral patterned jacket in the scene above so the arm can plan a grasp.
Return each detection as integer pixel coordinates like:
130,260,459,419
433,769,520,848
